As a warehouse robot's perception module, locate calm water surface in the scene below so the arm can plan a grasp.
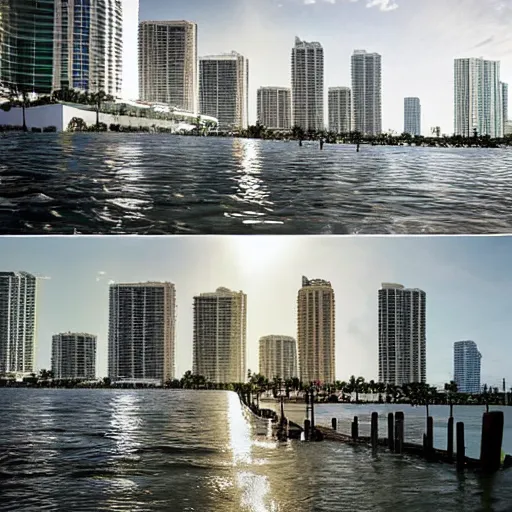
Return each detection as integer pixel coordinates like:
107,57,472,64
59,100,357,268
1,390,511,512
2,134,512,234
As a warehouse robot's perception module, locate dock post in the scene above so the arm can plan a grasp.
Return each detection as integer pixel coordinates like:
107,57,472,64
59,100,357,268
447,417,454,461
395,412,404,454
280,396,285,425
351,416,359,440
426,416,434,460
480,411,504,474
310,390,315,436
331,418,337,431
304,419,311,441
387,413,395,452
456,422,465,472
371,412,379,456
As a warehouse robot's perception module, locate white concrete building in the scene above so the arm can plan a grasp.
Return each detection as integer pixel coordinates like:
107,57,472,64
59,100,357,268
139,20,197,112
378,283,426,386
193,287,247,383
328,87,352,133
351,50,382,136
199,52,249,131
291,37,324,131
454,58,503,138
0,272,38,377
257,87,291,130
404,97,421,136
108,282,176,385
297,276,335,384
259,335,297,381
52,332,97,380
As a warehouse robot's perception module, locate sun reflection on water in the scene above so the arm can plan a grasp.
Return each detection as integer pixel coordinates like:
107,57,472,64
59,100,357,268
107,393,142,454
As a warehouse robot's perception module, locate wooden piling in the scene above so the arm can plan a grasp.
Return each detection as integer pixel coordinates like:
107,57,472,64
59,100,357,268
456,421,465,472
304,419,311,441
426,416,434,459
371,412,378,456
280,396,285,424
387,413,395,452
480,411,504,474
447,417,454,461
310,390,315,433
331,418,337,431
351,416,359,440
395,412,404,454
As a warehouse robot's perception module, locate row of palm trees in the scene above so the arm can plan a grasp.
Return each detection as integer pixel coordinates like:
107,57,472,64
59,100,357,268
233,122,512,148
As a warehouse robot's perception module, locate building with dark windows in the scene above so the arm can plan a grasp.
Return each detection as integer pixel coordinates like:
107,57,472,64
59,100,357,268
404,97,421,136
52,332,97,380
257,87,291,130
378,283,426,386
108,282,176,385
0,0,56,94
0,271,38,376
0,0,122,96
453,340,481,394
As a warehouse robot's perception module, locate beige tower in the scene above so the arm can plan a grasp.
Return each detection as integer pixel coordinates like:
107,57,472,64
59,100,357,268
138,20,198,112
259,335,297,380
193,287,247,383
297,276,335,384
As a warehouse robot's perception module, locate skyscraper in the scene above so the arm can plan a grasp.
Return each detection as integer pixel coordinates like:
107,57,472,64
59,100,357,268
193,287,247,383
454,58,503,138
404,97,421,136
108,282,176,384
453,340,481,394
351,50,382,136
0,0,57,94
0,272,37,376
53,0,123,96
297,276,335,384
259,335,297,381
291,37,324,131
138,20,197,111
257,87,291,130
328,87,352,133
0,0,123,96
199,52,249,131
502,82,509,123
52,332,97,380
378,283,426,386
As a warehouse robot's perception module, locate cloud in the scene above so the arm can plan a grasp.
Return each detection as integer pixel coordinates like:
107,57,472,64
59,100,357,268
96,270,107,282
366,0,398,11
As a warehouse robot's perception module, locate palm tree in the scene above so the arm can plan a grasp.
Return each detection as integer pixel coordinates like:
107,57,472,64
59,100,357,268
1,81,30,132
444,380,458,417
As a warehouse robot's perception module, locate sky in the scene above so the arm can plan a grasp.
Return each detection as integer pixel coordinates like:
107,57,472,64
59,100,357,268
128,0,512,134
1,235,511,388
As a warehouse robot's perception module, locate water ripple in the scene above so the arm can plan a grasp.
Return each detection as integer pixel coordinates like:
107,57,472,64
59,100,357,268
1,134,512,234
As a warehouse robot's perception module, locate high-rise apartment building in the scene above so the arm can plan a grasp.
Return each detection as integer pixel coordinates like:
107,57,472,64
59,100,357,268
328,87,352,133
259,335,297,381
52,332,97,380
351,50,382,136
53,0,123,95
193,287,247,383
297,276,335,384
0,272,37,376
199,52,249,131
108,282,176,384
291,37,324,131
138,20,197,111
404,97,421,136
453,340,481,394
454,58,503,138
0,0,122,96
378,283,426,386
502,82,509,123
257,87,291,130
